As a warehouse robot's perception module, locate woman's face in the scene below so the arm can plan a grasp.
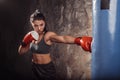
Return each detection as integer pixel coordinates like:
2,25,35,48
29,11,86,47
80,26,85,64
32,20,45,34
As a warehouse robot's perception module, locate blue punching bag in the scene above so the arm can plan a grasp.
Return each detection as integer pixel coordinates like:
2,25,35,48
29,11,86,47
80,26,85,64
92,0,120,79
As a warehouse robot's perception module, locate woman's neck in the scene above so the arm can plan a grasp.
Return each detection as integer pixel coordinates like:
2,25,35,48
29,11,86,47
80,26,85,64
38,31,45,35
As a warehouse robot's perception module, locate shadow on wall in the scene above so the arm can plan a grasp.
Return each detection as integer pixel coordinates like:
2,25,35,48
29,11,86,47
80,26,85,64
0,0,37,80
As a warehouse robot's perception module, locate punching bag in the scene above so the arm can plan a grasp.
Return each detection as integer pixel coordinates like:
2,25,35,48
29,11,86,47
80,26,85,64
92,0,120,79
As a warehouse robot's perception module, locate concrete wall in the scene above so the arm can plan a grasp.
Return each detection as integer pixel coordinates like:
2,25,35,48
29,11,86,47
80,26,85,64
36,0,92,80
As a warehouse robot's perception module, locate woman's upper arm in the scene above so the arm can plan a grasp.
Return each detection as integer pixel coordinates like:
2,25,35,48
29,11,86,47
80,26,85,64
46,32,75,43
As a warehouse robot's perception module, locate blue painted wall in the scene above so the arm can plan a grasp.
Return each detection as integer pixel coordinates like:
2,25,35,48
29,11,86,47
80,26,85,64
92,0,120,79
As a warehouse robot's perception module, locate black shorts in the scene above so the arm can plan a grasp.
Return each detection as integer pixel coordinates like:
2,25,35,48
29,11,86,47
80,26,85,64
32,62,57,80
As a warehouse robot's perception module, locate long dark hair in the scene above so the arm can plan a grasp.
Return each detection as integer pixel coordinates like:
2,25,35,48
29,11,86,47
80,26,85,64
30,9,47,32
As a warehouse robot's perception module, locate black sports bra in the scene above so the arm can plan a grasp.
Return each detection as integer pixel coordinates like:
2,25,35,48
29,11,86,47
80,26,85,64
30,36,51,54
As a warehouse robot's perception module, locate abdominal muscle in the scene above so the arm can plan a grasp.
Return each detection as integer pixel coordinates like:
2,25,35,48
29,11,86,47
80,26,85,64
32,53,52,64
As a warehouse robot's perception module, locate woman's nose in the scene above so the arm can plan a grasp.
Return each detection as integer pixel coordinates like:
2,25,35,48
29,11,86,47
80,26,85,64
38,26,41,30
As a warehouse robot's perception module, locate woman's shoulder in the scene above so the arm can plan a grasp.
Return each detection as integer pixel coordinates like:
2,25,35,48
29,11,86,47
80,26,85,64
44,31,57,38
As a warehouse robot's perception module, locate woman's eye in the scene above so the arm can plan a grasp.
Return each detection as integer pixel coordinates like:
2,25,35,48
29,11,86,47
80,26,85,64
40,24,43,26
34,25,38,27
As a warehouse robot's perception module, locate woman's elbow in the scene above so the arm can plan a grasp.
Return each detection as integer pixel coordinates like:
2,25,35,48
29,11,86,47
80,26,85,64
18,48,24,55
18,46,26,55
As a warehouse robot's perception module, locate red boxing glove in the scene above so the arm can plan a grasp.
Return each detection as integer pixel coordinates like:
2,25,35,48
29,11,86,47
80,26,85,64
21,31,39,47
74,36,92,52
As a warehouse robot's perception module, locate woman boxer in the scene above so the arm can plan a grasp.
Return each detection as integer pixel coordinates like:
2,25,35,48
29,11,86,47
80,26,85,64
18,9,92,80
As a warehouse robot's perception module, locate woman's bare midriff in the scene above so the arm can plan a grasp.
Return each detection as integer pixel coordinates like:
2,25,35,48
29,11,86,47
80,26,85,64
32,53,52,64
